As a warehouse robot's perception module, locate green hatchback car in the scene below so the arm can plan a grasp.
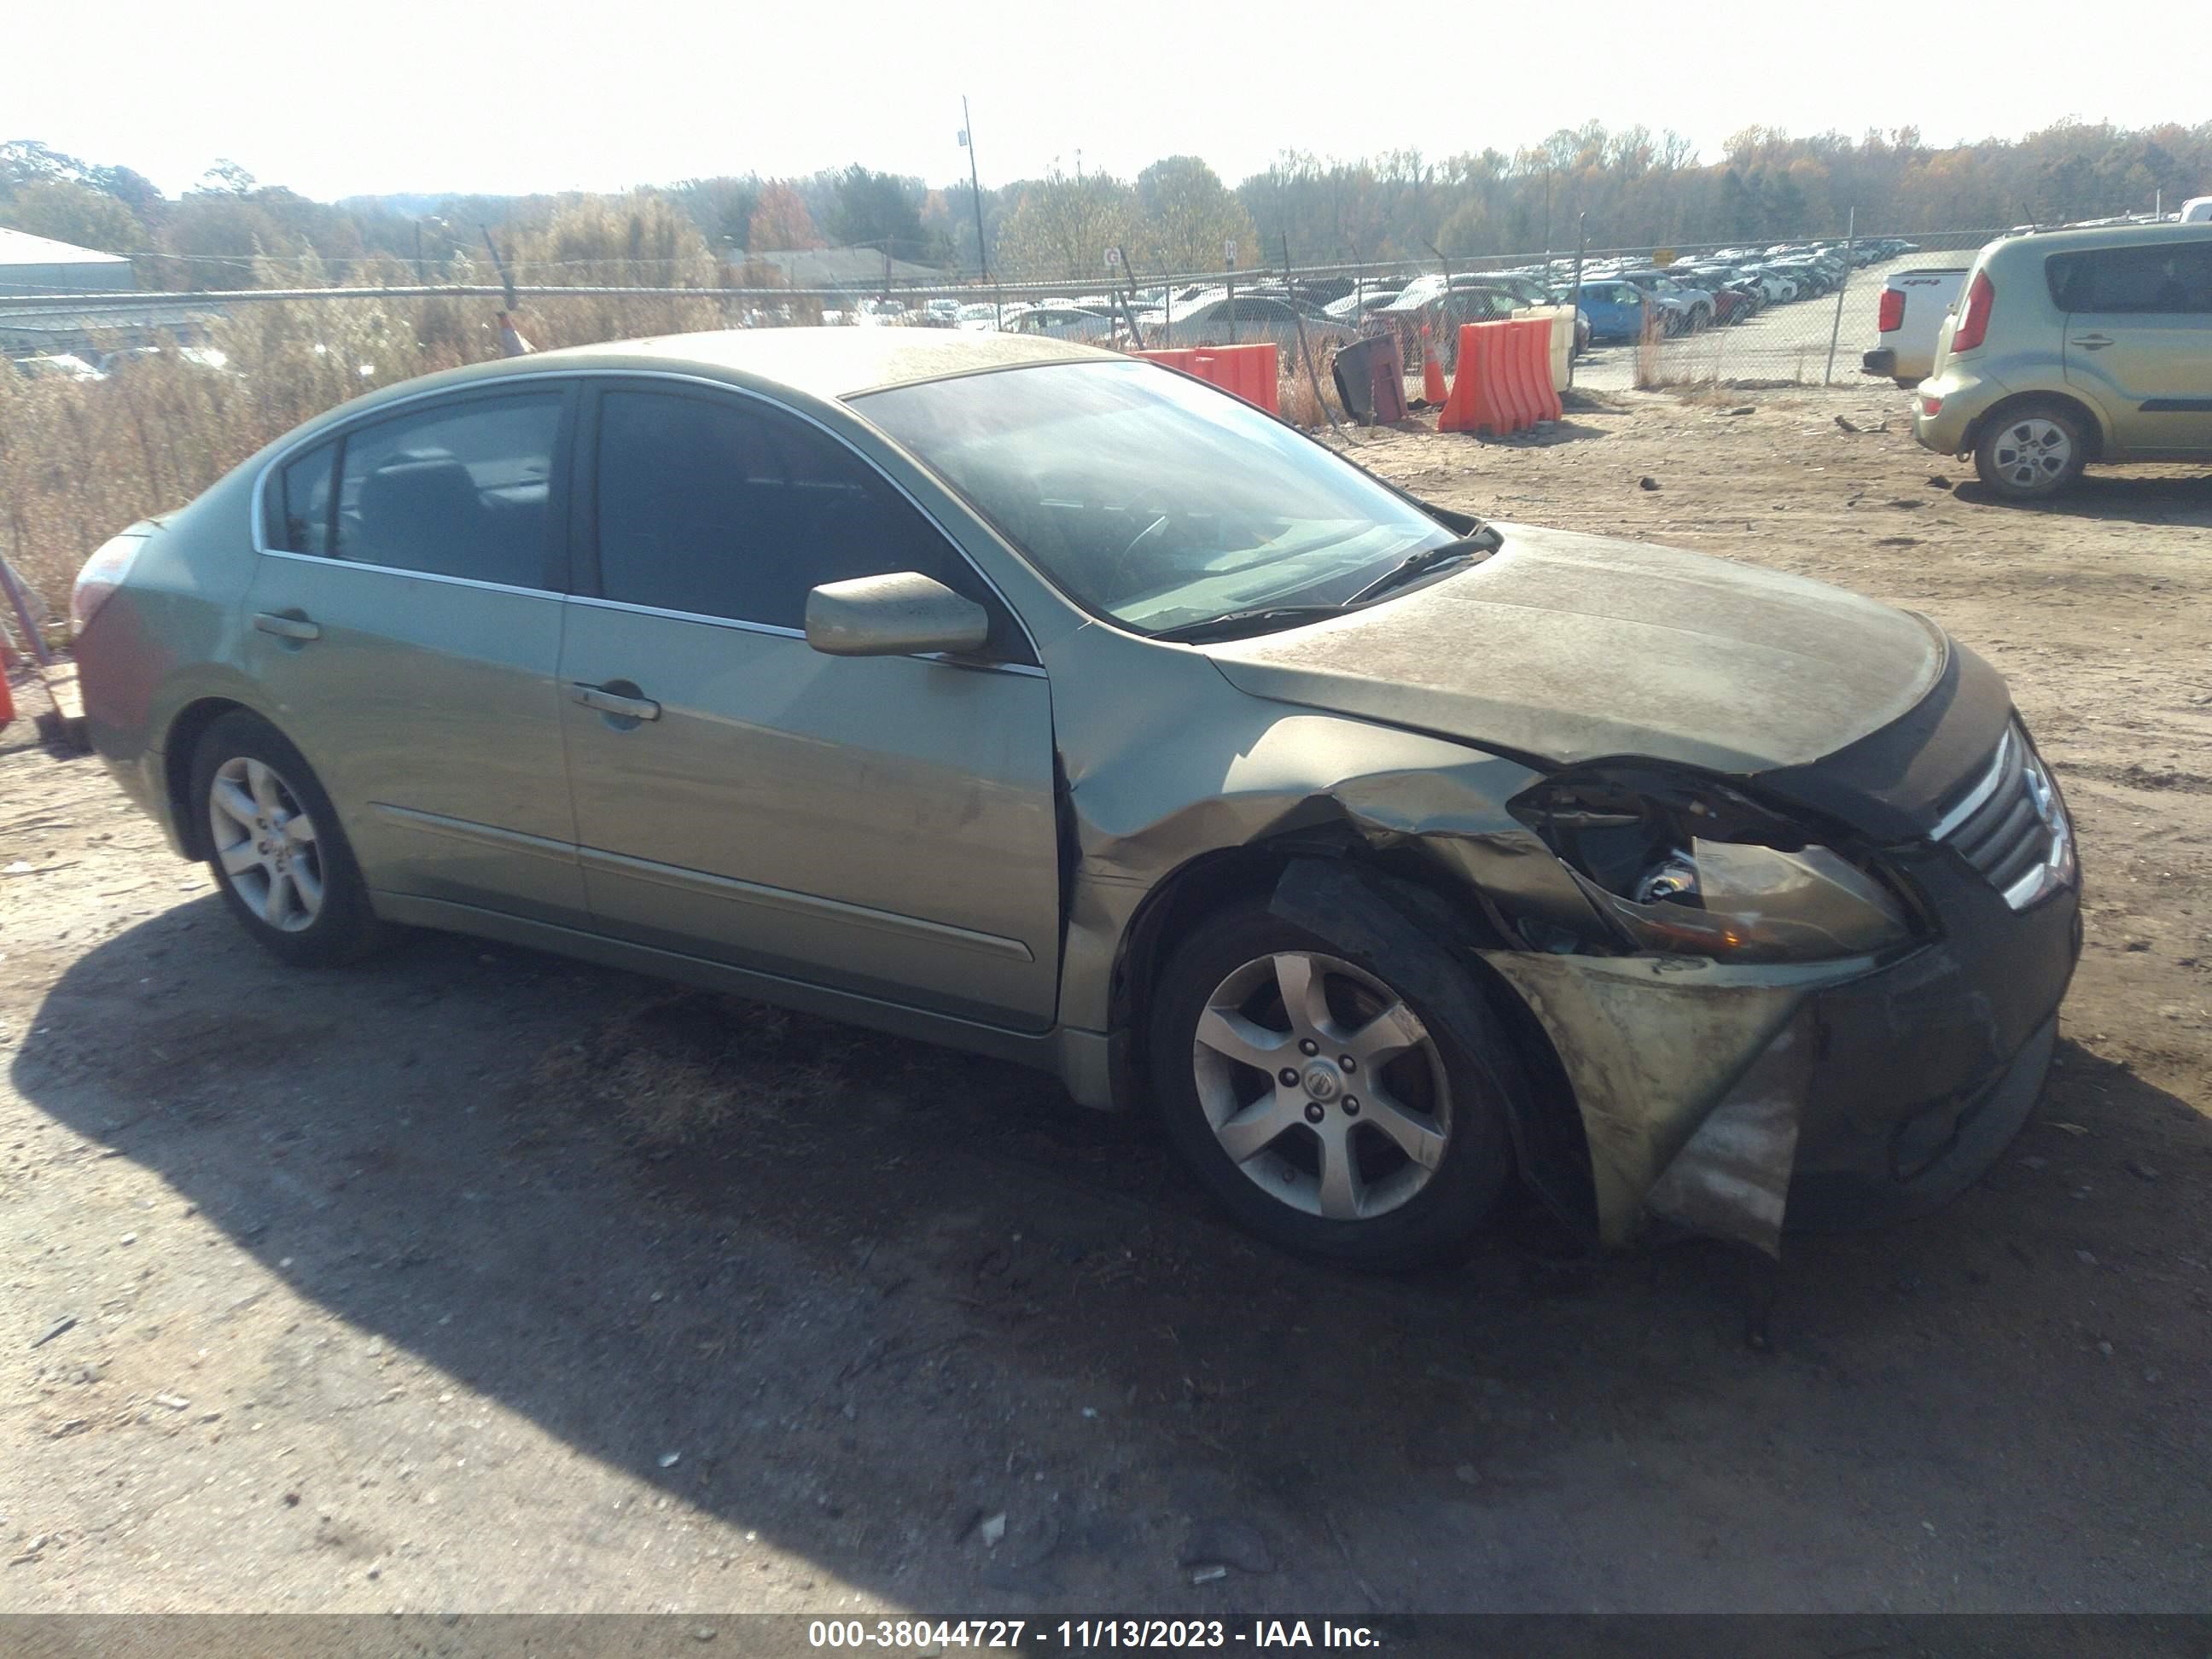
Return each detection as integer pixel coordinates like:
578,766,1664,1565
1914,221,2212,498
75,330,2080,1267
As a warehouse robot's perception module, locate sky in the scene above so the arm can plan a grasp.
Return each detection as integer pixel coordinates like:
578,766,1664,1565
16,0,2205,202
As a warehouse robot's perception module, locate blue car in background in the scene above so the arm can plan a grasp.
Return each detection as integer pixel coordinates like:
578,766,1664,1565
1557,280,1651,342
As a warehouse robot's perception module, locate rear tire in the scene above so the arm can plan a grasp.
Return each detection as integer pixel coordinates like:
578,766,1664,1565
1147,899,1522,1271
1974,401,2088,501
189,711,387,967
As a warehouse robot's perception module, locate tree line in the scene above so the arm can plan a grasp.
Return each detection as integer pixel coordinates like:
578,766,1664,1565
3,118,2206,294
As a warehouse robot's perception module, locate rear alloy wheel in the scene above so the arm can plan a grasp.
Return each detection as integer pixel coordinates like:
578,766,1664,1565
1150,901,1521,1270
1975,404,2087,501
190,711,386,966
208,755,323,934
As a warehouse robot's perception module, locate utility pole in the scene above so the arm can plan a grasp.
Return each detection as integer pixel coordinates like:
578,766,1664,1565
959,96,990,286
1823,206,1855,385
1567,212,1586,390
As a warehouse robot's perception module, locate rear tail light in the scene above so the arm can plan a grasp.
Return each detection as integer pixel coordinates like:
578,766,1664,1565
1920,394,1943,417
1877,288,1905,332
1949,271,1994,354
70,531,148,636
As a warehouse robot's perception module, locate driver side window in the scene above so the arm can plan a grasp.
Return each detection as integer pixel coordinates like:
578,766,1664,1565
590,387,1033,662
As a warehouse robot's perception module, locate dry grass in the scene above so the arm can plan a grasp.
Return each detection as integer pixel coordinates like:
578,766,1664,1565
1631,312,1665,390
0,291,731,617
1278,337,1348,429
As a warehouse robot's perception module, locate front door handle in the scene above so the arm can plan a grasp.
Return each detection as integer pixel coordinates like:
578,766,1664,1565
568,682,661,722
2075,335,2114,350
253,611,321,641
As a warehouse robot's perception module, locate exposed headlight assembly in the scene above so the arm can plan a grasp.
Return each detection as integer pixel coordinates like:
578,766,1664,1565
1508,764,1924,963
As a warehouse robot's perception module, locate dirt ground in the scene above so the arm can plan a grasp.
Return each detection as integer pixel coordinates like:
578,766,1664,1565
3,387,2208,1618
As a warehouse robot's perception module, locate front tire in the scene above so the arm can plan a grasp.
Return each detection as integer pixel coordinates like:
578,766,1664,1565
1974,402,2088,501
189,711,386,967
1147,899,1522,1271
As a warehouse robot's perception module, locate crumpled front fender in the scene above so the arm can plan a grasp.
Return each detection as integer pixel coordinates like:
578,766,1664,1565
1046,637,1883,1254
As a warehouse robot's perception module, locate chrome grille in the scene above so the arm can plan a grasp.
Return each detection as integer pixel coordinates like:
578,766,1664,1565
1932,723,2073,909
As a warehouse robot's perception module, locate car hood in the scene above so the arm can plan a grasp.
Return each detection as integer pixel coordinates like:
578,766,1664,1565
1202,523,1947,777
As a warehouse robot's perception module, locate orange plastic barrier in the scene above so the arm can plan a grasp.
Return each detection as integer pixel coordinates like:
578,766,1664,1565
1439,323,1507,434
1135,342,1280,416
1495,319,1532,431
1439,318,1559,436
1519,316,1563,423
1511,316,1546,428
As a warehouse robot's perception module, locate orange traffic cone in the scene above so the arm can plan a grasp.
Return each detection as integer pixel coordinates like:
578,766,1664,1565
1420,327,1447,405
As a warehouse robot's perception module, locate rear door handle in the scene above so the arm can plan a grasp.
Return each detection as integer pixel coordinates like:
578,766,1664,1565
568,682,661,721
252,611,321,641
2075,335,2114,350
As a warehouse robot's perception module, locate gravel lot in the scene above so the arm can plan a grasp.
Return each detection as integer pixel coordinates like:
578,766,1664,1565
3,386,2208,1617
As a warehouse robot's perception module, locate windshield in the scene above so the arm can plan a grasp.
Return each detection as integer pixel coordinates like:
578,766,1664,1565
855,360,1456,635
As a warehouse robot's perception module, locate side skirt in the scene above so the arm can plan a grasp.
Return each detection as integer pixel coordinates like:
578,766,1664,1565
369,891,1117,1110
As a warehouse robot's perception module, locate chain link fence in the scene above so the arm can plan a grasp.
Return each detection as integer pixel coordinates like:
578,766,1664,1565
1558,228,2000,390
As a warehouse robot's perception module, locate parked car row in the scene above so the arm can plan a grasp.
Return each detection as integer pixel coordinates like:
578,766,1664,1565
1548,237,1921,342
939,286,1365,357
793,233,1935,358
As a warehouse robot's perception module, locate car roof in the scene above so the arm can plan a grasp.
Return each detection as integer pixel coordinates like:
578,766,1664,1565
389,328,1115,409
262,329,1124,454
1997,220,2212,253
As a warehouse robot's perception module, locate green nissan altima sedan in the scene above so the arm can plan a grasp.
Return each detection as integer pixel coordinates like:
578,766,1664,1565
73,329,2080,1268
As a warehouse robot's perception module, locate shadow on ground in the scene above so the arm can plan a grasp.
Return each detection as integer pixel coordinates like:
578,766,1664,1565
1947,471,2212,527
15,907,2212,1611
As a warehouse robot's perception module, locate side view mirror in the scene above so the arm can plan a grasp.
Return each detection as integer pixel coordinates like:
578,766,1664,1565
805,571,990,659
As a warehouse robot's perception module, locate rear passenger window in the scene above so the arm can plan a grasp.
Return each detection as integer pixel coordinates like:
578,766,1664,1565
2047,243,2212,314
332,393,563,587
592,388,1027,662
273,443,336,556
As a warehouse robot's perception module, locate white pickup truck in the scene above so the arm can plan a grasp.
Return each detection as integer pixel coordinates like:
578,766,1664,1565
1861,264,1970,387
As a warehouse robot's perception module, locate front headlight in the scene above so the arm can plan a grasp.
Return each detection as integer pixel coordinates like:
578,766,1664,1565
2005,740,2077,911
1508,764,1923,963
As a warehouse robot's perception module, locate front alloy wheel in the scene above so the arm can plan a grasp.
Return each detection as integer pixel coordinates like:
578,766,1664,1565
1149,899,1522,1270
1193,951,1450,1223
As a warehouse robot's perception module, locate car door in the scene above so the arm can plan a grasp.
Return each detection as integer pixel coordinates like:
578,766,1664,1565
1595,284,1640,337
2056,240,2212,457
557,378,1062,1028
244,383,586,925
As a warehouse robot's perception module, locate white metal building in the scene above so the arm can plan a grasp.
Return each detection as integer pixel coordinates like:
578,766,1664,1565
0,226,135,296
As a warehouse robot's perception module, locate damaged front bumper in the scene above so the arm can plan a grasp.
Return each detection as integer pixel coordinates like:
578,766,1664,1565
1482,846,2081,1254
